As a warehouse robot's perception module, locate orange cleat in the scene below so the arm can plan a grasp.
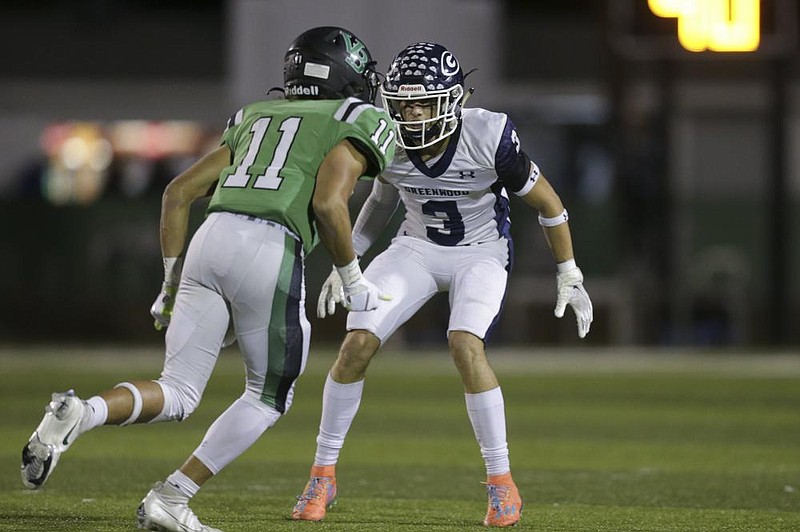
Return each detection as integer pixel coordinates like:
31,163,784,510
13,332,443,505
291,465,337,521
483,472,522,527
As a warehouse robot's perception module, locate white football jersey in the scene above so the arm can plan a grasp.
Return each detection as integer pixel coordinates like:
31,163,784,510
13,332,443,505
381,107,539,246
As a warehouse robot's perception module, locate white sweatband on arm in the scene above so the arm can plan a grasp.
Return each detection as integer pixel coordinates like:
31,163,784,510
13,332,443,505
557,258,577,273
514,162,541,197
163,257,183,286
538,209,569,227
336,258,363,287
352,179,400,257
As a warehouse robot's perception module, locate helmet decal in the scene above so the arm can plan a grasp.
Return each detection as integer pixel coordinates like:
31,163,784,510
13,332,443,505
340,30,369,74
303,62,330,80
440,52,459,77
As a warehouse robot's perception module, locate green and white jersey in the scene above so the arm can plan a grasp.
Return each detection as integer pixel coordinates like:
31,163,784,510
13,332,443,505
207,97,396,254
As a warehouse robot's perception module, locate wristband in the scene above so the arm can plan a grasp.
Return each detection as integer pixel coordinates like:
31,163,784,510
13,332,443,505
538,209,569,227
557,258,577,273
336,258,362,287
163,257,183,286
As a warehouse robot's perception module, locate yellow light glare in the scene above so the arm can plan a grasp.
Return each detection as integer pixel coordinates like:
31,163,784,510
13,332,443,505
648,0,689,18
708,0,760,51
649,0,760,52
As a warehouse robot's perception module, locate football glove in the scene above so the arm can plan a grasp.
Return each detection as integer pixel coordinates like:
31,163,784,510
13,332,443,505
336,259,391,312
317,266,345,319
150,257,183,331
150,283,178,331
554,265,593,338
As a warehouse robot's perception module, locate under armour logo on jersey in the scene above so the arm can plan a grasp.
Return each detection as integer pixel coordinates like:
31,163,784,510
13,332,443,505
458,170,476,179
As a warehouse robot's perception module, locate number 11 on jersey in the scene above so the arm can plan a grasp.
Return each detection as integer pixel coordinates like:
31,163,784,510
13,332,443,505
223,116,302,190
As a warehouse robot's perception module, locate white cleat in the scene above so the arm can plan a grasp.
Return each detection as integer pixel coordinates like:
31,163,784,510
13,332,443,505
21,389,86,489
137,481,222,532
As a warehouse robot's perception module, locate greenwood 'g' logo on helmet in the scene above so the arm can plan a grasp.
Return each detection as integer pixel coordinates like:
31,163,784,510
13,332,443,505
341,31,369,74
441,51,460,77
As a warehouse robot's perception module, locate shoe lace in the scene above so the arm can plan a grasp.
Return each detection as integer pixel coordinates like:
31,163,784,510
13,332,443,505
486,483,511,514
47,395,71,419
298,477,329,502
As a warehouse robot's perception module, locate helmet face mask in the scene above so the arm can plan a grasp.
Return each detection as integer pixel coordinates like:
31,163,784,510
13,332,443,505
381,42,466,150
283,27,379,103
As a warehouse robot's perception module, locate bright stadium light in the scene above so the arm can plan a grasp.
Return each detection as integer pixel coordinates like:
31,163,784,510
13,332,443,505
648,0,761,52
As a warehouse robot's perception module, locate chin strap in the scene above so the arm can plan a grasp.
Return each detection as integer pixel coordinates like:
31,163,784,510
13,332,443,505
461,86,475,108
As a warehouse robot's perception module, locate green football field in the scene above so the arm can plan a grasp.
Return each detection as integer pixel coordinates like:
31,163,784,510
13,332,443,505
0,345,798,531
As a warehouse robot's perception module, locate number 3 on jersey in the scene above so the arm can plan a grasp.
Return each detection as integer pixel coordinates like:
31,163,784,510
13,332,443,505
422,200,465,245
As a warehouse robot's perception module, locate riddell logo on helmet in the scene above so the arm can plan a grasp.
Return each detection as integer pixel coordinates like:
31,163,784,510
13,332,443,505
286,85,319,96
398,84,426,95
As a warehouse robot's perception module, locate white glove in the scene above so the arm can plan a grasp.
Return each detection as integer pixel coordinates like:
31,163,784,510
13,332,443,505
336,258,391,312
150,257,183,331
150,283,177,330
554,263,593,338
317,266,345,318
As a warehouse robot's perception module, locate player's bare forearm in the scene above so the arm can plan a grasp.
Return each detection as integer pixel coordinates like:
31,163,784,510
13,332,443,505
160,197,192,259
542,223,575,264
523,174,563,217
313,141,367,266
315,201,357,266
521,173,575,264
160,145,230,257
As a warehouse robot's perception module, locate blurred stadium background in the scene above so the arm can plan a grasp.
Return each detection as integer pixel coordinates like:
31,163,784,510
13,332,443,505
1,0,799,349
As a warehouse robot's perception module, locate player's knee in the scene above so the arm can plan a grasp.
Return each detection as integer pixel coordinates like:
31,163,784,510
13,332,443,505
448,330,480,352
448,330,486,366
335,330,379,377
257,368,301,415
150,378,202,423
241,389,283,418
